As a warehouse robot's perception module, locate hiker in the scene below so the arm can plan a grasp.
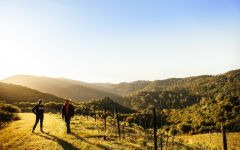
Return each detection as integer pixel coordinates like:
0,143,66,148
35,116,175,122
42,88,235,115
32,99,44,132
62,99,75,134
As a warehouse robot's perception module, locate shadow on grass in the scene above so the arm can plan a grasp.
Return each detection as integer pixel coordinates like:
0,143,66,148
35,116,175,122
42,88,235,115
35,132,110,150
71,132,110,150
174,142,194,150
84,134,118,140
35,132,79,150
84,135,105,138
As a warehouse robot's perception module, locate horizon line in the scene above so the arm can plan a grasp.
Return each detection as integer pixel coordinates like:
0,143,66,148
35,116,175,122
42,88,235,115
1,68,239,84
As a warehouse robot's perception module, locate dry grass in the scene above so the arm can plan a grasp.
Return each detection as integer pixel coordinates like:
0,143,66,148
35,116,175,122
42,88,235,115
0,113,147,150
1,113,238,150
176,132,240,150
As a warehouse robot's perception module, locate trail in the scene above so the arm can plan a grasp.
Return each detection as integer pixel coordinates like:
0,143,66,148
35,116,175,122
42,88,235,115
0,113,114,150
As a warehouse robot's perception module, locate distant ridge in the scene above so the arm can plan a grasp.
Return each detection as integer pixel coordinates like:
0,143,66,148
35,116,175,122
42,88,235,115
2,75,123,102
0,82,65,103
2,69,239,103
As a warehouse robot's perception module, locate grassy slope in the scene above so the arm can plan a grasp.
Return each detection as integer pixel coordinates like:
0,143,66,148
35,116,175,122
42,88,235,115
0,113,145,150
176,132,240,149
1,113,239,150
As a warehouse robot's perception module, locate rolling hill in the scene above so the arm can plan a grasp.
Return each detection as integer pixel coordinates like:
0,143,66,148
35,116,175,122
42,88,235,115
120,69,240,111
0,82,65,103
95,69,240,97
2,75,123,102
94,79,181,96
2,69,239,109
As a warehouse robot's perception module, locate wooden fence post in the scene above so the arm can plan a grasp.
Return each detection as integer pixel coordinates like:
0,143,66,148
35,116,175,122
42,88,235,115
144,120,147,130
122,125,125,139
86,107,88,120
221,123,228,150
139,114,142,127
116,108,121,139
153,108,157,150
104,107,107,140
94,106,96,122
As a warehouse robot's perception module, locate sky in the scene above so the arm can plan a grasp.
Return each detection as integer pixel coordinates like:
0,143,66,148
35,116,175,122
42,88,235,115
0,0,239,83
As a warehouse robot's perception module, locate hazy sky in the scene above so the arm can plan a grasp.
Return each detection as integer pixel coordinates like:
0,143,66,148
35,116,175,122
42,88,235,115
0,0,239,83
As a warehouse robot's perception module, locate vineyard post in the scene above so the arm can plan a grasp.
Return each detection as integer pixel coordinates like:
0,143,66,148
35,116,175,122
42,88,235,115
116,108,121,139
159,98,163,150
133,116,135,124
86,107,88,120
94,106,96,122
113,108,116,125
122,125,125,139
139,114,142,126
104,107,107,140
221,123,228,150
144,120,147,130
153,108,157,150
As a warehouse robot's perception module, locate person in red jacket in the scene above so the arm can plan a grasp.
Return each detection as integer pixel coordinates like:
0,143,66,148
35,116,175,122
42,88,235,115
62,99,74,134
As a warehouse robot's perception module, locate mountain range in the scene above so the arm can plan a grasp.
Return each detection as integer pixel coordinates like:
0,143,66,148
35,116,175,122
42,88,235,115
1,69,239,108
2,75,122,102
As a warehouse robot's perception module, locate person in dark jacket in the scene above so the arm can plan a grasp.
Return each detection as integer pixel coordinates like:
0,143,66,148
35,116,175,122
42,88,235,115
32,99,44,132
62,99,74,134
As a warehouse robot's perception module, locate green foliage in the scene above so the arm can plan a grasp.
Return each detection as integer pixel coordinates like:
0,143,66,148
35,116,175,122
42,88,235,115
0,103,21,113
128,90,200,111
166,96,240,134
86,97,136,114
125,69,240,112
0,103,20,127
44,102,63,112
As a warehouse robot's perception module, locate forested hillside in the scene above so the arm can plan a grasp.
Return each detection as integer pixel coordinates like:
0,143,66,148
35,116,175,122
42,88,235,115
85,97,136,114
96,69,240,98
121,69,240,111
166,96,240,134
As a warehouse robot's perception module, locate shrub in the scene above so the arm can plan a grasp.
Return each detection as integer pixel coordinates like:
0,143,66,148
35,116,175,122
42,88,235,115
0,103,21,127
0,110,20,122
0,104,21,113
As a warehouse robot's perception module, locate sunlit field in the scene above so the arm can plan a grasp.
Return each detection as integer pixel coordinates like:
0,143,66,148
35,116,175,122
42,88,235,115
0,113,146,150
1,113,239,150
176,132,240,150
